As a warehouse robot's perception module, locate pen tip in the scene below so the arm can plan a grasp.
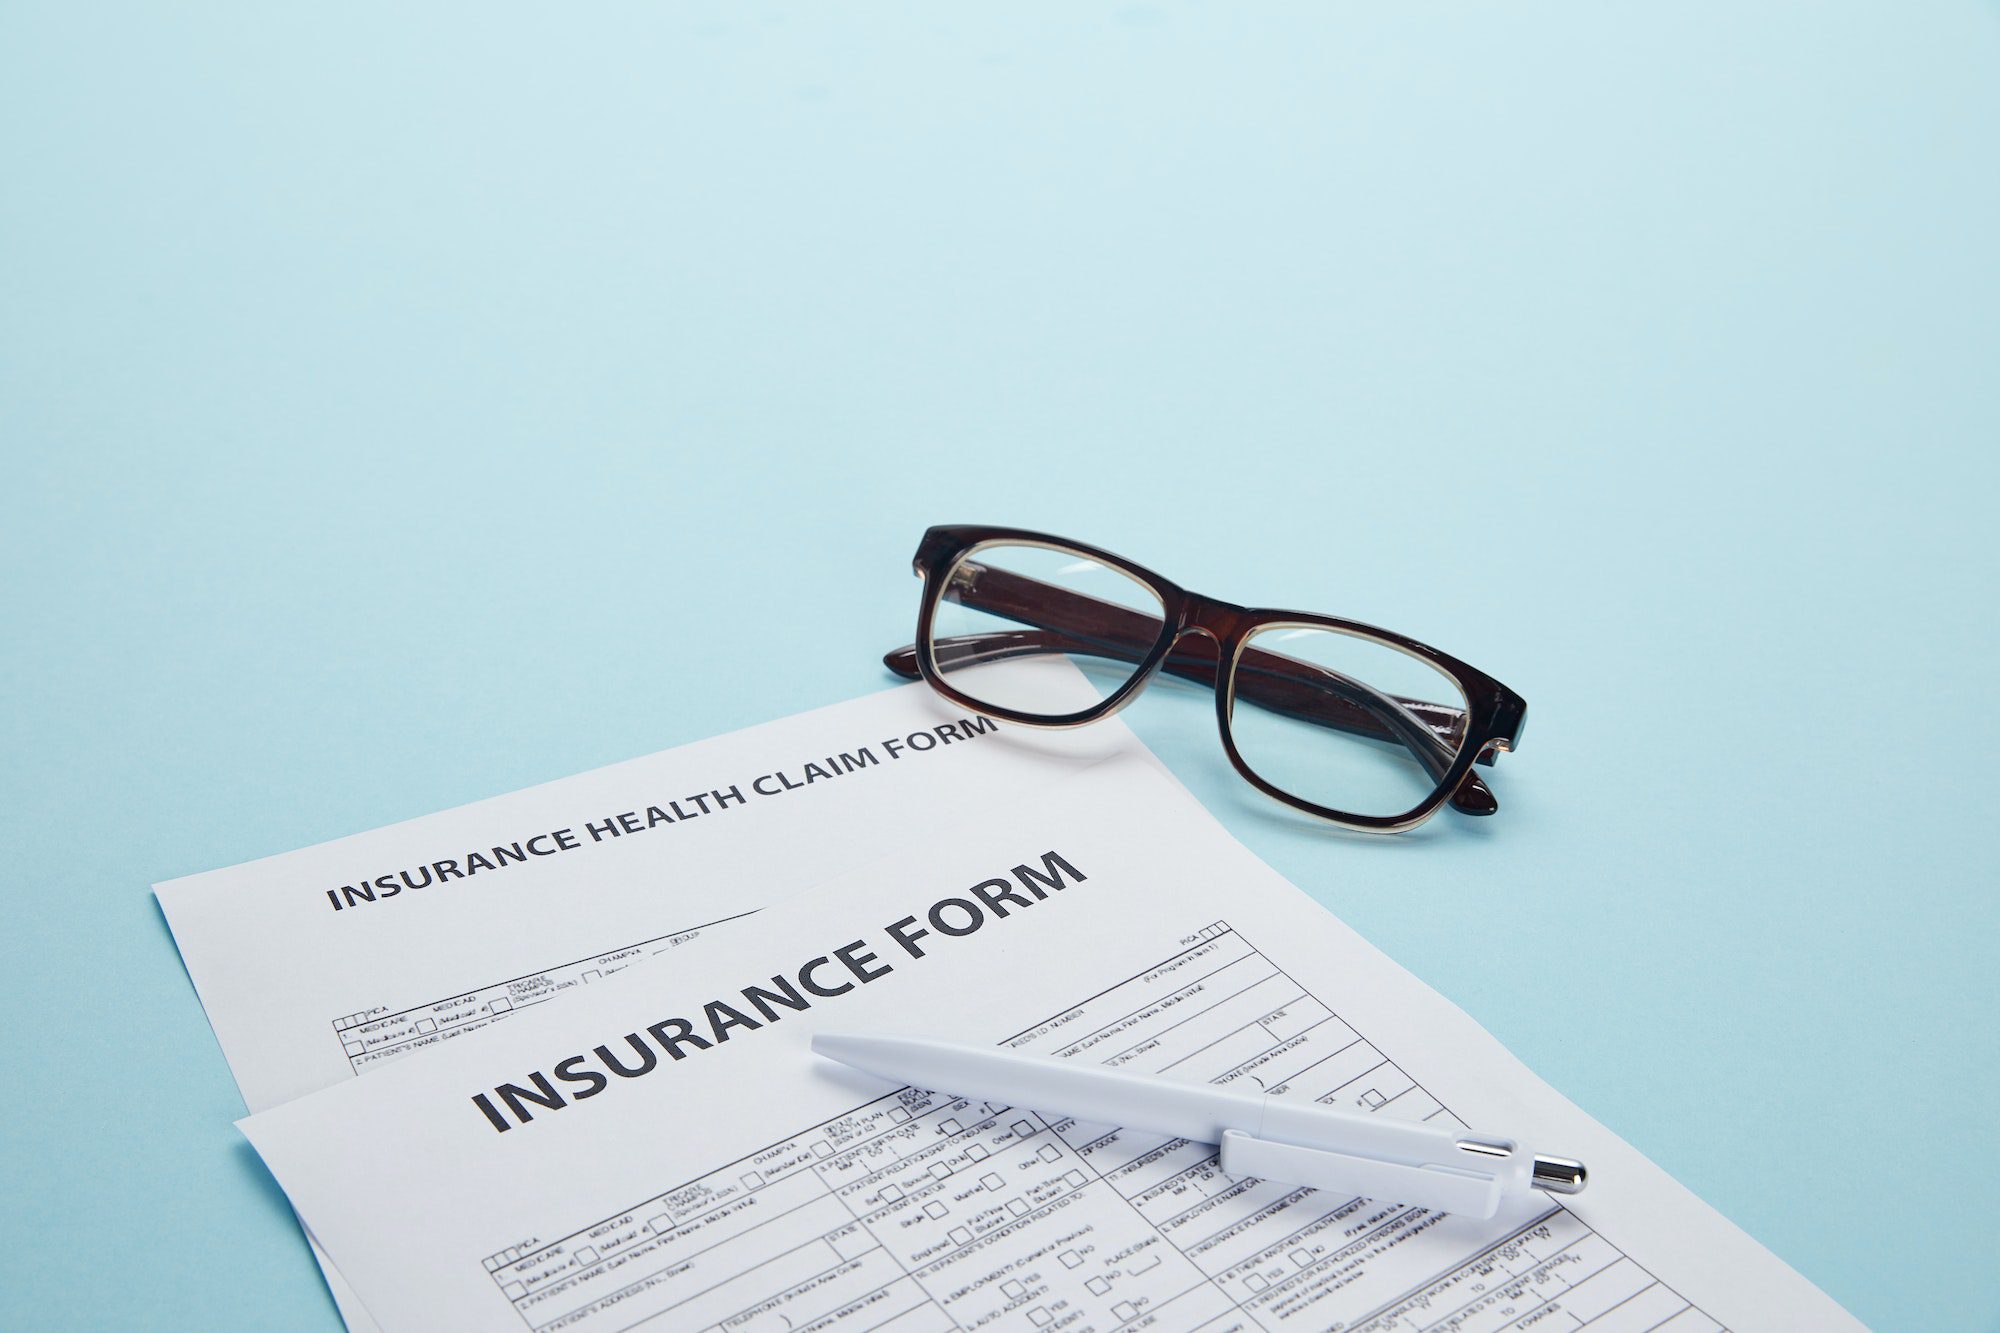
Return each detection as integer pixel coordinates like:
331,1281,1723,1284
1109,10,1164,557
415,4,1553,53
1531,1156,1587,1195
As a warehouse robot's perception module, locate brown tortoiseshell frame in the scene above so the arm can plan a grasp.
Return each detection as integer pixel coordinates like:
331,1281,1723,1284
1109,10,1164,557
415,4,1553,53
882,524,1528,834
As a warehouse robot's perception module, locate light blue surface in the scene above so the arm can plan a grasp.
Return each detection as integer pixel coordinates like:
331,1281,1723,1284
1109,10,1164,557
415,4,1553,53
3,3,1996,1329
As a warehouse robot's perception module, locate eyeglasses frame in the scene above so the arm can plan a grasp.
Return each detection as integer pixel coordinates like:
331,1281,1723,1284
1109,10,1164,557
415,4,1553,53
901,523,1527,834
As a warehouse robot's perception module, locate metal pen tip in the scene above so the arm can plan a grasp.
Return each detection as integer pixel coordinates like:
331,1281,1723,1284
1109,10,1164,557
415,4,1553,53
1532,1155,1587,1195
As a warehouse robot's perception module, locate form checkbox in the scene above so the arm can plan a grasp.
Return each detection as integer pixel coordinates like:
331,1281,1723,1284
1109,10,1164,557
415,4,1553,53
1011,1120,1035,1138
488,996,512,1014
1060,1249,1083,1269
1037,1144,1061,1162
880,1184,903,1202
949,1226,971,1244
1002,1279,1026,1298
981,1172,1004,1190
414,1017,436,1034
1087,1276,1111,1296
1007,1198,1029,1216
965,1143,989,1161
925,1201,948,1219
1030,1309,1053,1327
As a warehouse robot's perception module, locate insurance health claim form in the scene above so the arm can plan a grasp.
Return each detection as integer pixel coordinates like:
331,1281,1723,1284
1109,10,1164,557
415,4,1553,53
157,662,1162,1333
241,760,1858,1333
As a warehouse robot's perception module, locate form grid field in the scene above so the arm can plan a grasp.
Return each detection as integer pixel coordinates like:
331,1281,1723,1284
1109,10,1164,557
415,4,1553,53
481,923,1724,1333
329,915,747,1074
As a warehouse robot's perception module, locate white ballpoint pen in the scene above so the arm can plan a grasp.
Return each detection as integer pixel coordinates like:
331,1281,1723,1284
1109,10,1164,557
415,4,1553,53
812,1032,1586,1220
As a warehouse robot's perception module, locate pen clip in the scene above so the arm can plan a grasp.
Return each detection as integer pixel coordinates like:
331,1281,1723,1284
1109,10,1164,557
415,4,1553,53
1217,1129,1506,1219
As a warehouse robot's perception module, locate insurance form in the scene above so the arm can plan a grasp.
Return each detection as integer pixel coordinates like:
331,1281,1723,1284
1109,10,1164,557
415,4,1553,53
157,662,1161,1331
241,760,1857,1332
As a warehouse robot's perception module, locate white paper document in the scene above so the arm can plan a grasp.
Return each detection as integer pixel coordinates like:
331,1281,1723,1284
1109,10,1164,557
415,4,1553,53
157,662,1161,1331
240,760,1856,1333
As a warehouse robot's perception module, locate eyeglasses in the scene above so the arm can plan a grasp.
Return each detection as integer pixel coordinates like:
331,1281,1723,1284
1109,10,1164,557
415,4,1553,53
882,525,1526,833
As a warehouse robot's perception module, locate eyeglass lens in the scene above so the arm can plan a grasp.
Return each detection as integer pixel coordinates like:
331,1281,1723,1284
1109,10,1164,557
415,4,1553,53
928,542,1167,715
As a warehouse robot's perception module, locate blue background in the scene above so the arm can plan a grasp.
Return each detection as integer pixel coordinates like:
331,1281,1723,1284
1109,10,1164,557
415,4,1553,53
3,3,1996,1329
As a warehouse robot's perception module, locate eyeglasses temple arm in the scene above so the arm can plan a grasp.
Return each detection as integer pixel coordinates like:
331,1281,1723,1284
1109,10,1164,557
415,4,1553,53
905,562,1480,756
893,563,1495,809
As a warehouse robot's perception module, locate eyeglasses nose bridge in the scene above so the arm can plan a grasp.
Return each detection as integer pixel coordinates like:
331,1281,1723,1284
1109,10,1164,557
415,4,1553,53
1153,615,1248,712
1174,592,1253,642
1157,594,1253,692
